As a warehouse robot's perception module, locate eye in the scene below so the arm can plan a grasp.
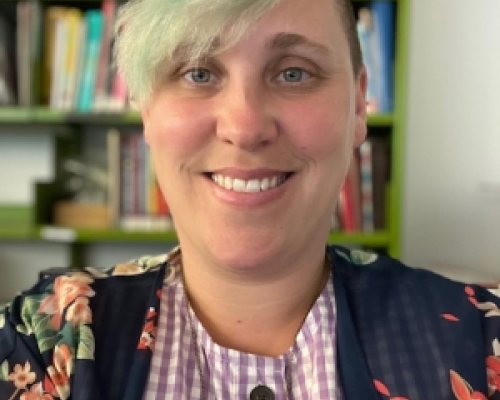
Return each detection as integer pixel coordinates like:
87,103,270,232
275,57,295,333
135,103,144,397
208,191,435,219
277,67,311,83
184,68,216,84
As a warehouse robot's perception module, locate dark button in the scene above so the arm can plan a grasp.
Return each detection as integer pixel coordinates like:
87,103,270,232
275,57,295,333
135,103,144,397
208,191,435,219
249,385,275,400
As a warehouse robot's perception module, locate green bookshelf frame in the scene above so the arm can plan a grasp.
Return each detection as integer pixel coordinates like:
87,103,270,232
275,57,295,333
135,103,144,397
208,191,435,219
0,0,409,264
0,107,394,127
0,225,389,246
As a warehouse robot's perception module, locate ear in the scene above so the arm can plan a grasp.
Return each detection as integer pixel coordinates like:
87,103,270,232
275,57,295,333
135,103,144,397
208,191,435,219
353,66,368,148
141,106,152,144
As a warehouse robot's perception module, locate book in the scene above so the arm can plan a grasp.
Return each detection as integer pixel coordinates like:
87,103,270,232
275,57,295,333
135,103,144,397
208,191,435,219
44,6,68,106
369,137,390,230
16,1,30,106
0,13,16,105
338,152,362,232
93,0,117,110
49,9,68,108
359,140,374,232
357,2,396,114
106,128,121,227
370,1,395,113
106,130,172,231
357,7,379,114
14,0,42,106
61,8,84,110
76,9,104,111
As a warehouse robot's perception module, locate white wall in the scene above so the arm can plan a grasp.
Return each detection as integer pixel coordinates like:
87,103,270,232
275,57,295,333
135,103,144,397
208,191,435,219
0,131,53,203
403,0,500,282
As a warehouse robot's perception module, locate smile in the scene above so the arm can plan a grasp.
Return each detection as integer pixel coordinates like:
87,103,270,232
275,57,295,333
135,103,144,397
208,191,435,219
210,173,290,193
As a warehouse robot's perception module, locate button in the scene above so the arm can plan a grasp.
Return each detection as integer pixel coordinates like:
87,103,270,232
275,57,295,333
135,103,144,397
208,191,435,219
249,385,275,400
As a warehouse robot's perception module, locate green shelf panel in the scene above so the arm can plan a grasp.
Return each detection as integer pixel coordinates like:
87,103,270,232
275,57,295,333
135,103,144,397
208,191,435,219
366,113,393,127
32,225,388,247
328,231,389,247
0,107,390,128
36,226,179,243
0,204,33,220
27,225,391,247
0,107,142,125
0,205,34,240
74,229,179,243
0,228,38,240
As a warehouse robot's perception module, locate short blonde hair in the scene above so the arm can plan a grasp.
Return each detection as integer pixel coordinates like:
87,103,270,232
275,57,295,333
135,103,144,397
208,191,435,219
114,0,280,108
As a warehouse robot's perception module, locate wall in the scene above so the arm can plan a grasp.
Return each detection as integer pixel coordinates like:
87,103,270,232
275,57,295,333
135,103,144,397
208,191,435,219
403,0,500,282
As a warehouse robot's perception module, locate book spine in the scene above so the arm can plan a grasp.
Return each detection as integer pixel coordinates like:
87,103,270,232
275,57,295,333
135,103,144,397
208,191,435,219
120,134,134,229
106,128,121,227
76,10,103,111
49,12,68,109
28,0,42,106
370,137,389,230
371,1,395,113
357,7,378,113
359,140,374,232
17,2,30,106
61,9,83,110
0,14,16,105
93,0,117,110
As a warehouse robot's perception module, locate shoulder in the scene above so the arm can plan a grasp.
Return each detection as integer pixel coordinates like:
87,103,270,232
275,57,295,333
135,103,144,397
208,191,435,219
0,250,176,355
329,244,450,284
0,250,179,397
328,245,498,307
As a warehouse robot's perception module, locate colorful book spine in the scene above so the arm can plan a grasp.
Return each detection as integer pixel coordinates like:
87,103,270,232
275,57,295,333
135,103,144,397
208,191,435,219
359,140,374,232
61,8,83,110
94,0,117,110
76,10,103,111
357,7,379,114
371,1,395,113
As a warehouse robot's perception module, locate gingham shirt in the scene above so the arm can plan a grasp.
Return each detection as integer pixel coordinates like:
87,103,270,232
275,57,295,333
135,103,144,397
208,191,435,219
143,265,342,399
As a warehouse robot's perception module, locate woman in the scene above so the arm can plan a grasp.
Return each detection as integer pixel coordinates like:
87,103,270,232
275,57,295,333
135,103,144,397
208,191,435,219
1,0,499,399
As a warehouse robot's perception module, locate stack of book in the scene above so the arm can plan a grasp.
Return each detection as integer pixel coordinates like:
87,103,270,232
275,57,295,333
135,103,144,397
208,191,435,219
334,137,389,233
5,0,128,111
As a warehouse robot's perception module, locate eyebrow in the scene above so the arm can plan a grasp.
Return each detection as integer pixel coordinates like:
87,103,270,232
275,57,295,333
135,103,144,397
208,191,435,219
265,32,331,56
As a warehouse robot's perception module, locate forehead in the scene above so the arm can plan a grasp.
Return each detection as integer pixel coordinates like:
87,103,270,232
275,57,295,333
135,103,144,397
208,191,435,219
245,0,340,43
162,0,348,75
213,0,345,57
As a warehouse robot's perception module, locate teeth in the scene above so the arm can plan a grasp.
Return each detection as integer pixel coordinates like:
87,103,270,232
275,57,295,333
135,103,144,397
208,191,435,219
246,179,261,192
211,174,287,192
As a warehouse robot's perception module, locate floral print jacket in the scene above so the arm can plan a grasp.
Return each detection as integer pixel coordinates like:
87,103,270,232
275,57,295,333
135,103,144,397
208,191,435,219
0,245,499,400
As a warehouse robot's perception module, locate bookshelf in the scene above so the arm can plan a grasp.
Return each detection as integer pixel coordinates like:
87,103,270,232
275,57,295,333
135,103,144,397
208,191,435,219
0,0,409,266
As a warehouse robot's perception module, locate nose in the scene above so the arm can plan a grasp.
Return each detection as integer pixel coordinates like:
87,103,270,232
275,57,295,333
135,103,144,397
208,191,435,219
215,81,278,151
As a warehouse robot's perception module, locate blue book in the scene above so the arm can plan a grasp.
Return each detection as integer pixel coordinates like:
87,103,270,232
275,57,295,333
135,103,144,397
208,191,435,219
356,7,378,113
371,1,395,113
77,10,103,111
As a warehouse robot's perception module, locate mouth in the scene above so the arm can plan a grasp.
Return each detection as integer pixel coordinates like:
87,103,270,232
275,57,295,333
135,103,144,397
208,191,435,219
207,172,293,193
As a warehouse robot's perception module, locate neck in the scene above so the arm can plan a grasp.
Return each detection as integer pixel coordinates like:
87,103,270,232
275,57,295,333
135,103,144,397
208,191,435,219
181,248,331,357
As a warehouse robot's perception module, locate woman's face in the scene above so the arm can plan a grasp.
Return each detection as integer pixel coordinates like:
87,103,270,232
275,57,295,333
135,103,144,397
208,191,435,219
142,0,367,271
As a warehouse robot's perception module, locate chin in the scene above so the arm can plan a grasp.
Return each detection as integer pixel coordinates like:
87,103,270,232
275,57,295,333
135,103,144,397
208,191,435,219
208,238,283,272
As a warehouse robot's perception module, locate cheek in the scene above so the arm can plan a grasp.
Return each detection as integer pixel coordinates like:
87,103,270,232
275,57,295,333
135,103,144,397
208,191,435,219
144,102,211,160
288,105,353,162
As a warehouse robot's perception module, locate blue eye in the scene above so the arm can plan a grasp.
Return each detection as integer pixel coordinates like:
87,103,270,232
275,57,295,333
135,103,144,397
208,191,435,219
185,68,214,83
279,68,310,82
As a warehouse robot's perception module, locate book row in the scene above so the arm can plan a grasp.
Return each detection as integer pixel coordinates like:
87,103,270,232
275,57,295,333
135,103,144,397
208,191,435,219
52,129,171,231
0,0,128,111
0,0,396,113
334,136,390,233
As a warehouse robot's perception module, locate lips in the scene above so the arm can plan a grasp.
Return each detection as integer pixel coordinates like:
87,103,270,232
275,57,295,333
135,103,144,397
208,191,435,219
210,173,291,193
